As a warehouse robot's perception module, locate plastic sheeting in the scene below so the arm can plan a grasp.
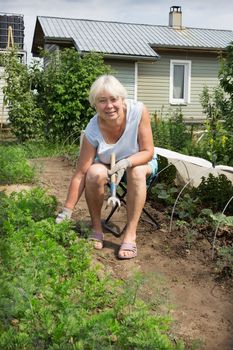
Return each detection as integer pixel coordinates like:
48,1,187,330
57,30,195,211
156,147,233,187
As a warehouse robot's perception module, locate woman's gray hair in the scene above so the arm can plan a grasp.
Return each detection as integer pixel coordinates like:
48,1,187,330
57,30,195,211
89,75,128,107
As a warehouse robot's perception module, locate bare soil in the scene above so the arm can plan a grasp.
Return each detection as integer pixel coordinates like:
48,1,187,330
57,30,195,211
29,157,233,349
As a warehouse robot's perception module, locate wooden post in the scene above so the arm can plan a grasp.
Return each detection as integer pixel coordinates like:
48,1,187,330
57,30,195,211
7,25,14,49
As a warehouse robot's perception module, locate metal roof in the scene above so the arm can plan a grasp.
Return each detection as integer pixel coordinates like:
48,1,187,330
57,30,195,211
33,16,233,59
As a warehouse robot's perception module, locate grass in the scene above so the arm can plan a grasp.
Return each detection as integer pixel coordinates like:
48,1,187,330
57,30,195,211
0,139,79,159
0,145,35,185
0,140,79,185
20,140,79,159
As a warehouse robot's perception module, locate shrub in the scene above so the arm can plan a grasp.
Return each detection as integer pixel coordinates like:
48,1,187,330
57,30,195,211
192,173,233,214
219,42,233,131
152,107,193,152
2,48,112,142
199,85,233,165
2,50,44,141
37,49,112,142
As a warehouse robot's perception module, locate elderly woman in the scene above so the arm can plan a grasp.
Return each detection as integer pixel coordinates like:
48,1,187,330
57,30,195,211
56,75,157,259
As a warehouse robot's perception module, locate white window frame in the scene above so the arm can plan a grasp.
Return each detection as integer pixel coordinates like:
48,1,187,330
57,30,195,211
134,62,138,101
169,59,191,105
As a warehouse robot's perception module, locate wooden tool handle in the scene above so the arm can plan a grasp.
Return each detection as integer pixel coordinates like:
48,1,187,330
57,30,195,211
110,153,116,184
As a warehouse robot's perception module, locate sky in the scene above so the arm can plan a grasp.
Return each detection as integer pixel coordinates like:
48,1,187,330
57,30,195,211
1,0,233,64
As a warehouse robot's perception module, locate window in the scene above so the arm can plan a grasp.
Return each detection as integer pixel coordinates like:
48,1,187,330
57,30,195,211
170,60,191,105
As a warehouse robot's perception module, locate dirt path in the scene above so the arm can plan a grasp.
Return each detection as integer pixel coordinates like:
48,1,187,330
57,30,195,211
33,156,233,350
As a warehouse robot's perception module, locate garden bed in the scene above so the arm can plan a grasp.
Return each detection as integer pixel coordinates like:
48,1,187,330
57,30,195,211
31,156,233,350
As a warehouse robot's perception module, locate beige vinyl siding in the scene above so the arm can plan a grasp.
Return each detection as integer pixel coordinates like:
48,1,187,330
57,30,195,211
0,66,9,125
137,53,220,122
104,59,135,99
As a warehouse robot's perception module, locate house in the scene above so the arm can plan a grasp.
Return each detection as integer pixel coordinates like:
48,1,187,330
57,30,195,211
0,12,26,126
32,6,233,122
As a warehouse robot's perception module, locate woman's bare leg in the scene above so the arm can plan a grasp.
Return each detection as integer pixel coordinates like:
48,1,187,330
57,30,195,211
85,163,108,248
119,165,151,258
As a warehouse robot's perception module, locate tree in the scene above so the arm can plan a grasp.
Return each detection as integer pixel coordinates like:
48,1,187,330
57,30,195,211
37,49,112,142
2,50,44,141
219,42,233,131
200,85,232,165
199,42,233,166
3,48,112,142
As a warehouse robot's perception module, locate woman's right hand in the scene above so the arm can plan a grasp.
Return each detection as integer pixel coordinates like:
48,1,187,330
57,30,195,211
55,207,73,224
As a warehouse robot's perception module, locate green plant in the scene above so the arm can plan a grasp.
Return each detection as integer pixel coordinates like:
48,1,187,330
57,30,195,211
37,48,112,142
0,187,184,350
2,48,112,143
217,246,233,274
152,108,193,152
190,338,205,350
157,156,177,185
2,49,45,141
219,42,233,131
176,193,199,220
0,188,57,235
152,109,171,149
192,173,233,214
20,140,79,158
167,108,191,151
185,229,199,249
152,181,200,223
152,182,178,207
209,212,233,227
0,145,35,184
199,85,232,165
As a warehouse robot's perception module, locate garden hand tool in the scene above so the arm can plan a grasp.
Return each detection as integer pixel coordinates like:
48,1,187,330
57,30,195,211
108,158,132,185
107,153,121,209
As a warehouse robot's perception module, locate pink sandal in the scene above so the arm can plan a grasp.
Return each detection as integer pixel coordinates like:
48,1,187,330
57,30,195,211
89,232,104,250
118,242,137,260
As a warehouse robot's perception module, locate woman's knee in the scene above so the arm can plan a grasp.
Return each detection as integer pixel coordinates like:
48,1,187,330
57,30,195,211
86,164,108,185
127,165,148,182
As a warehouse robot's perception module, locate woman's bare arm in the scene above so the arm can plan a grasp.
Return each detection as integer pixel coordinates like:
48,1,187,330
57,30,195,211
127,105,154,166
64,136,96,209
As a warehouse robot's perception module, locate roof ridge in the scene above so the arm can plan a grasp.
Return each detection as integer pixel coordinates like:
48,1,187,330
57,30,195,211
37,15,233,33
37,15,165,27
